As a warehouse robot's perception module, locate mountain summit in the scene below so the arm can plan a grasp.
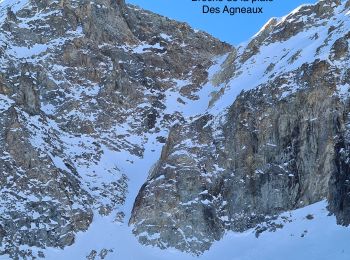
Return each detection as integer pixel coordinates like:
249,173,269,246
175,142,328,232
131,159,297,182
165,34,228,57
0,0,349,259
130,0,350,254
0,0,229,258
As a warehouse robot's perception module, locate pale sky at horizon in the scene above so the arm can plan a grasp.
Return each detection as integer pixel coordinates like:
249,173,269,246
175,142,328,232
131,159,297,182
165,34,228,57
126,0,317,45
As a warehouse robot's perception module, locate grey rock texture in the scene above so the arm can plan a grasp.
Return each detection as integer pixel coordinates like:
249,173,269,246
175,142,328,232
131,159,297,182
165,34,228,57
0,0,230,258
1,0,350,258
130,0,350,254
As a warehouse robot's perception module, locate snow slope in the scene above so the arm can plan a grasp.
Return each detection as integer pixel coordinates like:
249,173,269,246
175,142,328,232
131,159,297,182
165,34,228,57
209,1,350,115
38,201,350,260
0,0,350,259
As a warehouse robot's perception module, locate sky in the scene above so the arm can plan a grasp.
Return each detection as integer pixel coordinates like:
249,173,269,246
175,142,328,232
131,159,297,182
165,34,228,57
126,0,317,45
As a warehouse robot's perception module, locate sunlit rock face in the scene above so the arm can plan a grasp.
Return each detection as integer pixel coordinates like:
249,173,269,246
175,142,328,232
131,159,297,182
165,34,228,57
130,0,350,254
0,0,230,258
1,0,350,258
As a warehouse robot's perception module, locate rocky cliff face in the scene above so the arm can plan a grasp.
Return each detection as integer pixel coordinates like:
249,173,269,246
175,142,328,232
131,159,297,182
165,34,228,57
130,0,350,254
0,0,230,258
1,0,350,258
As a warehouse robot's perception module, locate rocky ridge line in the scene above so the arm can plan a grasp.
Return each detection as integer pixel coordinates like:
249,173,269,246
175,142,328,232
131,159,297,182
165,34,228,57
130,0,350,254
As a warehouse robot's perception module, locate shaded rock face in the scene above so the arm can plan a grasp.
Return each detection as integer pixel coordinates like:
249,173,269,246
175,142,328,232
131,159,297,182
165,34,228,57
329,104,350,226
0,105,94,257
131,60,347,254
130,0,350,255
1,0,350,258
0,0,230,258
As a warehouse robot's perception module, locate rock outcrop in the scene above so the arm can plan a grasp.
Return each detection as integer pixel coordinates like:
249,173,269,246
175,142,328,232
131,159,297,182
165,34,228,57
130,0,350,254
1,0,350,258
0,0,230,258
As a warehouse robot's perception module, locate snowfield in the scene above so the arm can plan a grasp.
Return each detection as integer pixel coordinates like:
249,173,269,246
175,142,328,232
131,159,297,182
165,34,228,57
40,201,350,260
0,0,350,259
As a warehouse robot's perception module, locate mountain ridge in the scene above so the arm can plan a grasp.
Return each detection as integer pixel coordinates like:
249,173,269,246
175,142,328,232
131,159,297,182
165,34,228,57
0,0,230,258
130,0,350,254
0,0,349,259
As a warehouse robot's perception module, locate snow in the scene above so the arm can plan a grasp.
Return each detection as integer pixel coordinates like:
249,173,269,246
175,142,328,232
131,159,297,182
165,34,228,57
2,24,84,65
160,33,172,41
253,17,277,38
337,83,350,99
162,54,230,118
208,1,350,116
0,0,29,23
39,200,350,260
9,44,49,59
0,0,349,259
121,42,165,54
0,94,14,112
